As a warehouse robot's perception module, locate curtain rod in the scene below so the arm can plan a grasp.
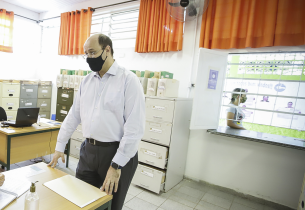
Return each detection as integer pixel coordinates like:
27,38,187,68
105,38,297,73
14,14,39,23
41,0,139,22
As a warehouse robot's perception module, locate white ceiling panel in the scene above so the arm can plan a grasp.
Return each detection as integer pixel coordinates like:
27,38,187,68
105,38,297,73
2,0,92,13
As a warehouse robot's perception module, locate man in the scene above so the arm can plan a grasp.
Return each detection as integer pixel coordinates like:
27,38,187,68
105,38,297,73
0,173,4,186
48,34,145,210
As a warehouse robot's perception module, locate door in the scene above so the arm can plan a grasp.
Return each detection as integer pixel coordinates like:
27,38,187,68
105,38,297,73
190,49,228,130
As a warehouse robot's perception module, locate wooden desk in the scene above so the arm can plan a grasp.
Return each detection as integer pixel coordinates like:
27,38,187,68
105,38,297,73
4,163,113,210
0,121,71,170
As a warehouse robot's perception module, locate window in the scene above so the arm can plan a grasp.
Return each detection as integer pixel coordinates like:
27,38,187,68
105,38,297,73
0,9,14,52
90,7,139,48
220,52,305,132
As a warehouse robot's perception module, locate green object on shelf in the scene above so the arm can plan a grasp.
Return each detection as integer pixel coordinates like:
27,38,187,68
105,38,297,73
150,72,154,78
131,70,136,74
60,69,65,74
83,71,87,76
141,71,145,77
160,71,173,79
219,119,305,139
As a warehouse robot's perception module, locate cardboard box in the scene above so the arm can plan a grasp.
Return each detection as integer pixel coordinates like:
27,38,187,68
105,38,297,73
139,77,148,94
146,78,159,96
56,75,63,88
160,71,173,79
157,79,179,98
62,75,70,88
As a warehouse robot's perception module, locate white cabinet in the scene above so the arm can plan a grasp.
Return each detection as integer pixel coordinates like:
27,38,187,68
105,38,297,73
70,124,85,159
132,96,193,193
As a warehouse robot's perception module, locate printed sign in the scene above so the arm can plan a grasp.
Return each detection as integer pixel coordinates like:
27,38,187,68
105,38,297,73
7,116,13,119
42,90,48,93
7,90,15,92
26,89,33,92
144,150,157,157
25,103,32,106
60,110,68,114
62,94,69,98
150,128,162,133
208,69,219,90
7,103,14,106
141,170,154,178
152,106,165,111
41,103,47,107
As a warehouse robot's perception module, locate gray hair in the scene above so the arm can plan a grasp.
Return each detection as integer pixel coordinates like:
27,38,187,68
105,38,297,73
98,34,114,57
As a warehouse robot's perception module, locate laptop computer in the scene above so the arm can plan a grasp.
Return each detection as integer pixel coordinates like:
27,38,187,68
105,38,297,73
5,107,40,127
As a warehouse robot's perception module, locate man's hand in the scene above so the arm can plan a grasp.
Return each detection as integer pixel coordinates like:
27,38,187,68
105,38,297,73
47,151,65,168
101,166,121,195
0,173,5,186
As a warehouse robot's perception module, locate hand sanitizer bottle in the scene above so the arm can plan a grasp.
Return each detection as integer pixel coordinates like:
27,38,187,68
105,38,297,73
24,182,39,210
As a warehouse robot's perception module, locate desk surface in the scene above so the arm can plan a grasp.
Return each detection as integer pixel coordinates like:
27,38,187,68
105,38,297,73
4,163,112,210
208,126,305,151
0,119,62,136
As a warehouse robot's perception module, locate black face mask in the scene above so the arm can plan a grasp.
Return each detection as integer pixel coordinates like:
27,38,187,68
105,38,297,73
86,50,107,72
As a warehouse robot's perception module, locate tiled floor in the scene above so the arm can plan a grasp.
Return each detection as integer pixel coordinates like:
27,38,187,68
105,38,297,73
2,156,278,210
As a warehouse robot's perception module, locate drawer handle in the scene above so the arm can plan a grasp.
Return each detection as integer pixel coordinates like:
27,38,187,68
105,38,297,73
8,107,12,110
153,116,162,119
140,183,149,188
150,138,159,141
145,160,154,164
9,94,13,96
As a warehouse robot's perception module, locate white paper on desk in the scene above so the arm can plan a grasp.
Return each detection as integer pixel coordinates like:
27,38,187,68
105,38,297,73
0,175,30,198
18,165,46,178
0,191,16,210
0,128,15,133
44,175,107,208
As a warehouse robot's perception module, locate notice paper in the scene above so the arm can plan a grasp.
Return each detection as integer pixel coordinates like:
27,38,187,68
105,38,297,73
207,69,219,90
44,175,107,208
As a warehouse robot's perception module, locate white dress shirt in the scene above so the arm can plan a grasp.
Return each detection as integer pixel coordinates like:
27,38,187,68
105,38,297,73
55,61,145,167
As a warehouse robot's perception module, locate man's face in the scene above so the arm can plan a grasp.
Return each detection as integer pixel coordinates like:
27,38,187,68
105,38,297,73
83,35,106,60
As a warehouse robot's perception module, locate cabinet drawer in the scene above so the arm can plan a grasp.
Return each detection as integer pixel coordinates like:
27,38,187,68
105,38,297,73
6,111,17,121
1,98,20,111
132,164,165,194
19,98,37,108
57,88,74,106
20,85,38,99
70,139,82,159
145,98,175,123
38,86,52,98
1,83,20,98
39,111,50,119
138,141,168,169
71,129,85,142
37,99,51,112
142,121,172,146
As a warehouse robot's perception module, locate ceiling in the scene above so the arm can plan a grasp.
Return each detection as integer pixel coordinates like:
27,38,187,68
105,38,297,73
2,0,92,13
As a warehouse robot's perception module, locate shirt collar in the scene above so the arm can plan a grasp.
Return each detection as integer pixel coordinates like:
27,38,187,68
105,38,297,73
94,60,118,77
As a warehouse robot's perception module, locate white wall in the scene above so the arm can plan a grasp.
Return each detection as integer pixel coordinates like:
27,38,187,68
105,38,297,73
0,1,40,80
185,130,305,208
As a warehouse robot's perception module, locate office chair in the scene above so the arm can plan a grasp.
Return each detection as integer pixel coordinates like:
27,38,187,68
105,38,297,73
0,107,7,121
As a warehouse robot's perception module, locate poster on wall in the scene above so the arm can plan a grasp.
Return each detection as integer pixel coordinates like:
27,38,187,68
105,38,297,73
207,69,219,90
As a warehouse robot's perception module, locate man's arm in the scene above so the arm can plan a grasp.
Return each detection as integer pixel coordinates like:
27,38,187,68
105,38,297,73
101,73,145,195
48,84,82,167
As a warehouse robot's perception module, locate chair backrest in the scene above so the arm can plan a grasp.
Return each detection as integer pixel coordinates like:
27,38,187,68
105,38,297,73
0,107,7,121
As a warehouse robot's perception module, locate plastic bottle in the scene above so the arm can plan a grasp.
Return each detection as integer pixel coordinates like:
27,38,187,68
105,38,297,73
24,182,39,210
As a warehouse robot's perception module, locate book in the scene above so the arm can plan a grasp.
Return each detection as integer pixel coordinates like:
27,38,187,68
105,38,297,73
44,175,107,208
0,174,31,210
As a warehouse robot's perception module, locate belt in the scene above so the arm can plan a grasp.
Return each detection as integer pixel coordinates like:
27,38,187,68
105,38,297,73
86,138,119,147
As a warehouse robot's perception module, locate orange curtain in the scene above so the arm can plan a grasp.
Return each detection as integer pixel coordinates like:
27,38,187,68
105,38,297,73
135,0,184,53
58,8,93,55
199,0,305,49
0,9,14,53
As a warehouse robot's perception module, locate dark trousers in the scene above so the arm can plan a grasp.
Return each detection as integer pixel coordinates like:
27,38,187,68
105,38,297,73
76,140,138,210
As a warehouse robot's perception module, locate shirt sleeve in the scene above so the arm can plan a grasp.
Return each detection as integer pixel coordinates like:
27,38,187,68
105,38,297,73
112,74,145,167
55,84,82,153
227,107,236,115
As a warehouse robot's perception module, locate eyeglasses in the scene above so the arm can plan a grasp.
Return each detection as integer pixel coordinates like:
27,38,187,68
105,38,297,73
82,48,104,59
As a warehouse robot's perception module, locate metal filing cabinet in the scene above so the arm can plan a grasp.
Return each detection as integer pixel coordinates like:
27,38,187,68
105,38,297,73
38,81,52,119
132,96,193,194
70,124,85,159
57,88,74,106
37,99,51,112
6,110,17,121
20,81,38,99
55,103,71,122
19,98,37,108
0,81,21,121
